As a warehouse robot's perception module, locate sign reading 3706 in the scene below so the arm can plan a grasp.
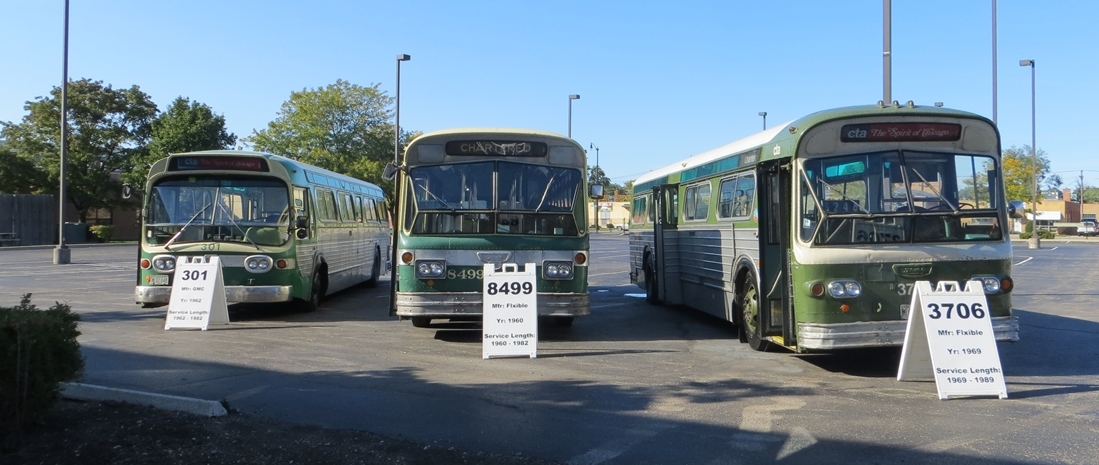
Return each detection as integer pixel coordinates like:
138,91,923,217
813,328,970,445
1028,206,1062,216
924,302,986,319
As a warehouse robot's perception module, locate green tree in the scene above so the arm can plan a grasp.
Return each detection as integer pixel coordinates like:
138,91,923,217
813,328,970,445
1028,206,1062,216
126,97,237,192
1082,186,1099,203
246,80,412,194
0,79,157,221
1001,145,1050,210
0,145,50,193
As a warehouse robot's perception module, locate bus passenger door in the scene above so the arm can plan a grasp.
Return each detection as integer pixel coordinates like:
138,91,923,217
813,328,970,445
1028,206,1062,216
650,184,678,304
757,161,792,345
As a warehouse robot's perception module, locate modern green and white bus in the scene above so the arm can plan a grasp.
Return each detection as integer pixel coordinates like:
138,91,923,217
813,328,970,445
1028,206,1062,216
135,150,391,312
388,128,592,327
629,103,1020,352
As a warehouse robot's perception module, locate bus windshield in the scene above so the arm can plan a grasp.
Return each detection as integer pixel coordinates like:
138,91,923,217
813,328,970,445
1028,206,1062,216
145,176,291,246
799,150,1004,245
407,161,581,235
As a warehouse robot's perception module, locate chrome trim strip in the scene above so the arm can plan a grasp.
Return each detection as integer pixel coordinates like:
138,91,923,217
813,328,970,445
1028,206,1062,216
796,315,1019,350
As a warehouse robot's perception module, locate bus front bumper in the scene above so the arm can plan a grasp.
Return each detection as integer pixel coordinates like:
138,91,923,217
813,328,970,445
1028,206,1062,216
135,285,294,304
796,315,1020,351
395,292,590,318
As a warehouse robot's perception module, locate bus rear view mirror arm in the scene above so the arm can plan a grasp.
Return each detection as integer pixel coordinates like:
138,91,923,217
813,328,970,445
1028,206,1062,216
383,162,400,181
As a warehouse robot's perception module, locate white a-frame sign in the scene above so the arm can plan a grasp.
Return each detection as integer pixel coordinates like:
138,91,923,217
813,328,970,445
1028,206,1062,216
897,280,1007,399
165,255,230,331
482,263,538,359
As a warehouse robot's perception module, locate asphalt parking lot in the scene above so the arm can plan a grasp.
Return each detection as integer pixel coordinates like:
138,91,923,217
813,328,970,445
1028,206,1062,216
2,234,1098,464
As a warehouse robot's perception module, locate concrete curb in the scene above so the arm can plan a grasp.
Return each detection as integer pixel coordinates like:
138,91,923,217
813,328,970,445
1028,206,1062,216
61,382,228,417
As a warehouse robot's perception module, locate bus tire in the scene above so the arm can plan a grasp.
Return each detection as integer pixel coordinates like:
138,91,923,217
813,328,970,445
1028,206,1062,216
411,317,431,328
644,253,659,304
739,277,770,352
299,269,325,313
366,248,381,288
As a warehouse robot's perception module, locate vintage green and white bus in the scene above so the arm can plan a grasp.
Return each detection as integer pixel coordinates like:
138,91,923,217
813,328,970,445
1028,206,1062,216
135,150,391,312
389,128,592,327
629,103,1020,352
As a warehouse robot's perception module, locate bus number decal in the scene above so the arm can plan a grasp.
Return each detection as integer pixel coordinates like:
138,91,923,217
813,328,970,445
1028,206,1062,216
200,243,221,251
486,282,534,295
448,269,484,280
896,283,914,296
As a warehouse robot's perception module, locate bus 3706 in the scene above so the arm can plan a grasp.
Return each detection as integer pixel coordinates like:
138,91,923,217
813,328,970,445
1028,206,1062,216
387,128,594,327
135,150,391,312
629,103,1020,352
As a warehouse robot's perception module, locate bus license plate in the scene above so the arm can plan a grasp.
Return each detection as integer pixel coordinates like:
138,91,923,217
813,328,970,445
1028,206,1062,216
900,304,910,319
151,274,169,285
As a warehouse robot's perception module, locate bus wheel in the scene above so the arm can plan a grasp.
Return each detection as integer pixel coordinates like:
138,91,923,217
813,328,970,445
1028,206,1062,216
411,317,431,328
366,248,381,288
299,271,324,313
740,278,770,352
644,255,659,304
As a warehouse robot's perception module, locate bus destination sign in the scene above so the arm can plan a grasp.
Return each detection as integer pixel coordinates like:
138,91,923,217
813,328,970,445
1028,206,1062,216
841,123,961,143
169,156,269,172
445,141,549,157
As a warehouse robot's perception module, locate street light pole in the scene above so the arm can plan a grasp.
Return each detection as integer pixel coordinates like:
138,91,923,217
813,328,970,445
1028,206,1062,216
568,94,579,138
1020,59,1039,249
590,143,600,231
390,53,410,316
54,0,71,265
758,111,767,130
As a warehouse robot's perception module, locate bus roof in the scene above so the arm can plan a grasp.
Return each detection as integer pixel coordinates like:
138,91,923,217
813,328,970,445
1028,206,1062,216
410,127,574,143
165,150,384,196
632,104,992,187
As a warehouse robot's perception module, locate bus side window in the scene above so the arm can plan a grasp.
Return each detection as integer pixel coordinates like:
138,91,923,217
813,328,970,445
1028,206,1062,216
317,189,337,221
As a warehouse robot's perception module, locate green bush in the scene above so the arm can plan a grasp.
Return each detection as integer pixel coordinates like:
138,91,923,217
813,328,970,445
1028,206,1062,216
89,224,114,242
1,294,84,447
1019,230,1057,240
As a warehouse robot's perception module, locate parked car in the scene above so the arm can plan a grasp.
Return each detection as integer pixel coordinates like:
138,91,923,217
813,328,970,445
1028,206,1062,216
1080,219,1098,237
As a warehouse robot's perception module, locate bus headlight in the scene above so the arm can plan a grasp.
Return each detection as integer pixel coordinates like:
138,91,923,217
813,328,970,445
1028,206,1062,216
543,261,573,280
151,255,176,273
827,280,862,298
973,276,1003,294
416,260,446,279
244,255,273,273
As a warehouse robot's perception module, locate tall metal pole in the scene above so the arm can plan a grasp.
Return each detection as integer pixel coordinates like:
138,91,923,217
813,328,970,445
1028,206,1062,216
992,0,998,124
390,54,410,316
1021,59,1039,249
883,0,892,104
589,143,601,231
759,111,767,130
568,94,579,138
54,0,71,265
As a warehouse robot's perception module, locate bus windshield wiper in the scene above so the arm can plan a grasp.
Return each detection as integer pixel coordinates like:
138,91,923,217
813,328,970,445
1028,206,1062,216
213,199,260,250
533,174,558,213
416,185,457,212
906,166,958,213
164,202,212,251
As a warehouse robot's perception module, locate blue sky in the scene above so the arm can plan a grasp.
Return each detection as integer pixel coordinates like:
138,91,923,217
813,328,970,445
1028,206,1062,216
3,1,1097,189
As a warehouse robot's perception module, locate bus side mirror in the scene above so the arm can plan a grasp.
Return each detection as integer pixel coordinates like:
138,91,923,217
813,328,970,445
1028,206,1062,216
295,215,309,239
589,184,604,200
382,162,399,181
1007,200,1025,219
121,183,133,199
